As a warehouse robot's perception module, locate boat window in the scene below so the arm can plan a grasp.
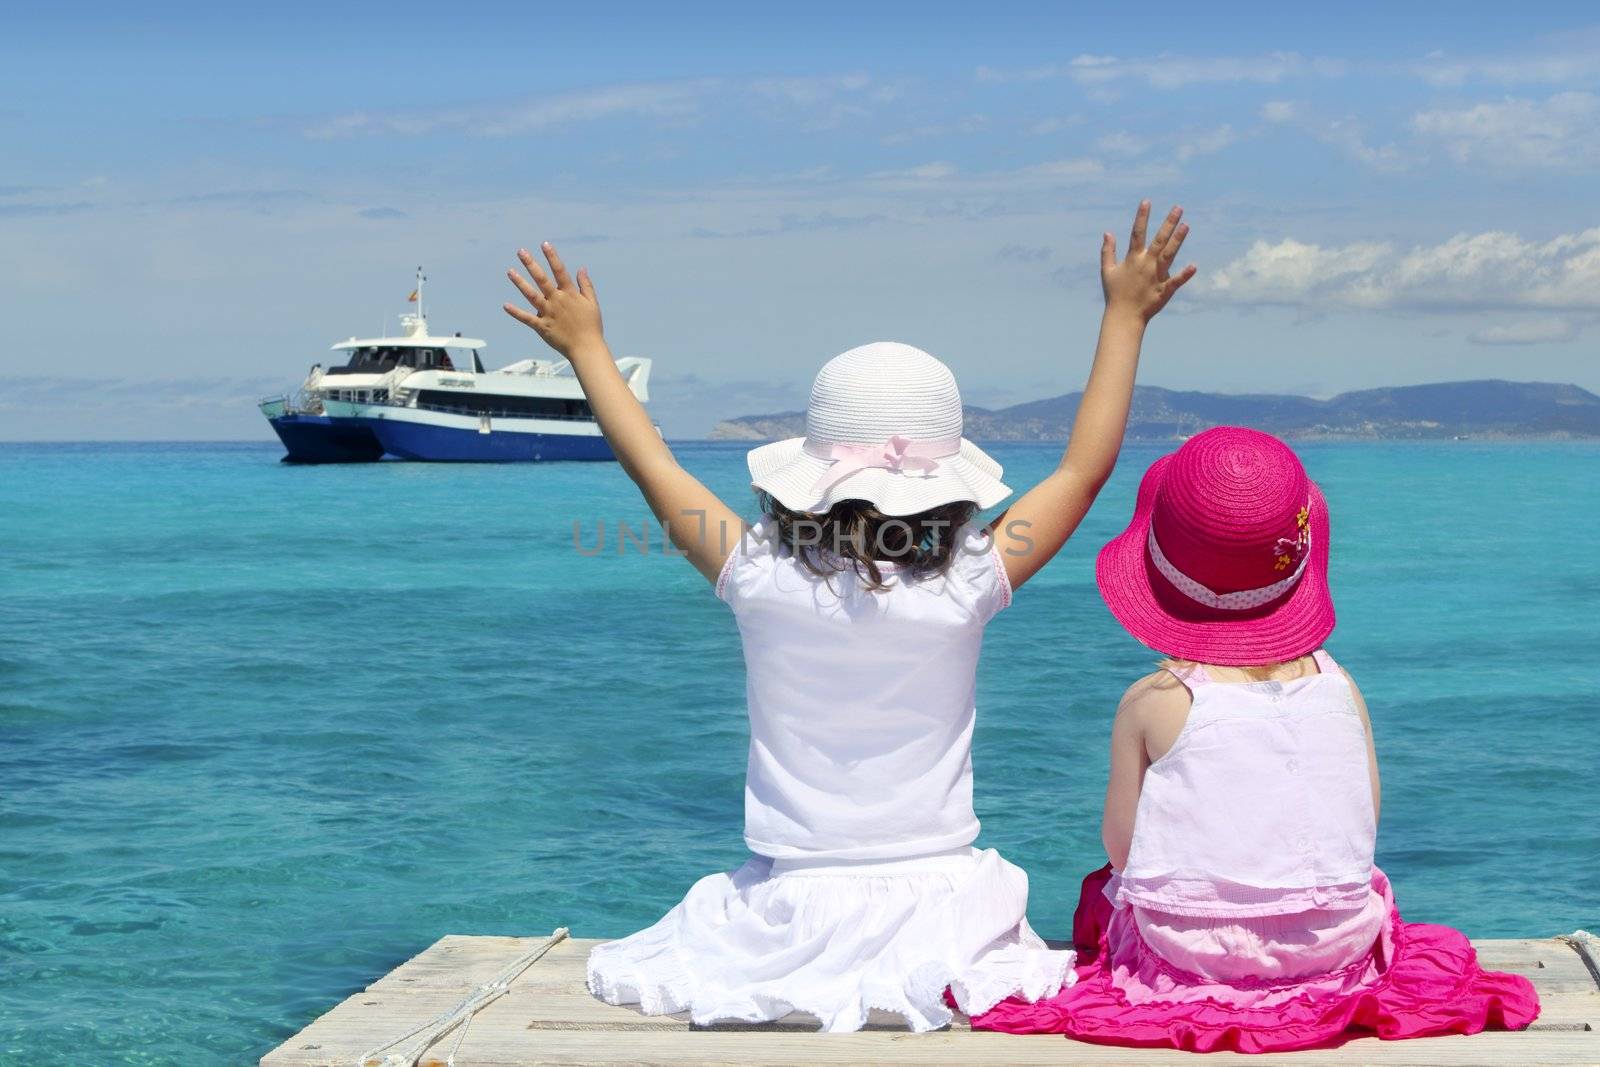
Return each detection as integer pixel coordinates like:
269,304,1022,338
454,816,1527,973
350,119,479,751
411,348,455,370
413,390,595,420
330,346,405,374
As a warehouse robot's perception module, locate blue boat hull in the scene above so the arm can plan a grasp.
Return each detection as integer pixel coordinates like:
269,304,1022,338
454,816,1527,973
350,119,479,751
367,418,616,462
268,414,385,464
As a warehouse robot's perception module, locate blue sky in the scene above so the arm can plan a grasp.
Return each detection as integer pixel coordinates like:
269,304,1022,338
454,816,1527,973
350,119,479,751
3,2,1598,439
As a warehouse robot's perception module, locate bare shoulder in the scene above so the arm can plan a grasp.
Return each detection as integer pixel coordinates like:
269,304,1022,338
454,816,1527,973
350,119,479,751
1116,668,1191,731
1120,668,1188,706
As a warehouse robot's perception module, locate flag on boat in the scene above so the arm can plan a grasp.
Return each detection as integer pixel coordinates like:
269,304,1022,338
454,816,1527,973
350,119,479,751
407,289,419,302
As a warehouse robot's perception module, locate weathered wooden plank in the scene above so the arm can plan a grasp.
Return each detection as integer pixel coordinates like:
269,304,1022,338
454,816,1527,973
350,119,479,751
266,1006,1600,1067
1559,930,1600,987
262,934,1600,1067
264,988,470,1067
369,935,591,991
380,936,1598,988
377,940,1600,991
1474,938,1600,996
364,935,1599,1026
427,1029,1600,1067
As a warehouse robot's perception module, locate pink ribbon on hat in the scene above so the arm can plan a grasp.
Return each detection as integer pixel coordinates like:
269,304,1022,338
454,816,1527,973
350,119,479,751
805,434,960,495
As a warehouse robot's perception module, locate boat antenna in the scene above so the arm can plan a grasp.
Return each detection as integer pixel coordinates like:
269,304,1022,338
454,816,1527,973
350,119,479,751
415,266,426,325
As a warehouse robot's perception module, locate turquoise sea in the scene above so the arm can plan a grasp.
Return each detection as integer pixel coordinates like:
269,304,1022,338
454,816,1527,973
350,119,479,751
2,440,1596,1063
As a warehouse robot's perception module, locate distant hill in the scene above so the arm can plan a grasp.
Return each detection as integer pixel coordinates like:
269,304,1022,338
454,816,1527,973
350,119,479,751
711,380,1600,442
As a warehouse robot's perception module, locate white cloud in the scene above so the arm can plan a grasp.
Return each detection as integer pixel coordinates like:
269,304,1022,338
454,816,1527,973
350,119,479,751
1095,132,1146,157
301,73,894,139
1002,158,1114,187
880,114,989,145
868,161,960,184
1469,319,1581,345
1177,124,1239,161
1412,92,1600,168
996,243,1052,263
1258,103,1404,170
1209,239,1390,306
1260,100,1299,123
974,64,1061,84
978,51,1344,89
746,73,896,130
749,72,872,106
0,200,93,218
863,156,1138,196
305,80,713,138
1028,115,1083,135
1089,125,1236,162
1208,227,1600,312
1413,35,1600,87
1316,118,1406,170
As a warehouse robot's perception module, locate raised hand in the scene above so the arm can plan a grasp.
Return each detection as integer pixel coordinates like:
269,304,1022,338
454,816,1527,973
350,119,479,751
988,199,1197,589
1100,200,1196,322
504,242,605,360
501,238,744,583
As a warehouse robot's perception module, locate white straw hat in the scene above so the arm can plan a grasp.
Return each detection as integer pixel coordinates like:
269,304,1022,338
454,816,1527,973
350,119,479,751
747,341,1011,516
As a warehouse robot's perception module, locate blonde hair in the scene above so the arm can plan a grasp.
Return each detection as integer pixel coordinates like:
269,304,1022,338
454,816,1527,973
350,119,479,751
1159,657,1316,683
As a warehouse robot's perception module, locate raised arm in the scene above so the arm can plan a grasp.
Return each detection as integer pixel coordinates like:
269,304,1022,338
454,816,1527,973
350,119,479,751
990,201,1195,589
504,243,743,583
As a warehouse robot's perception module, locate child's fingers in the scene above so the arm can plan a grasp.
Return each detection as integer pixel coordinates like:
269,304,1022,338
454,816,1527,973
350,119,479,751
519,248,557,297
503,302,544,330
577,267,597,301
507,267,548,310
1164,264,1198,295
1159,223,1190,268
1149,206,1183,257
542,241,575,290
1100,232,1117,272
1129,199,1151,252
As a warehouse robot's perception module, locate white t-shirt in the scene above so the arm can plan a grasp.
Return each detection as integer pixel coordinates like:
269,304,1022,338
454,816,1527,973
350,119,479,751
716,518,1012,860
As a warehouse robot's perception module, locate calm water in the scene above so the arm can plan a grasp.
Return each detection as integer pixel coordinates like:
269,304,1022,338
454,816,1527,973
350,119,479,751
2,439,1596,1063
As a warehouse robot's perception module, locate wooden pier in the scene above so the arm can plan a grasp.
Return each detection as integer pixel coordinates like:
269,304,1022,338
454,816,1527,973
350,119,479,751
263,929,1600,1066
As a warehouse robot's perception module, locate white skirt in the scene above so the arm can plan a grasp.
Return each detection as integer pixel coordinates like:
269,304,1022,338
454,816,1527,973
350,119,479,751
586,846,1074,1032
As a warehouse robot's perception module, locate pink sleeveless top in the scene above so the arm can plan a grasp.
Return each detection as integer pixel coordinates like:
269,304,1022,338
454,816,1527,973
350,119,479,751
1117,650,1376,918
1113,650,1386,983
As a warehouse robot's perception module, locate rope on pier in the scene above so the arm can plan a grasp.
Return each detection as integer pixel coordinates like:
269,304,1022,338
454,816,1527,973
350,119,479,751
1557,929,1600,990
355,927,570,1067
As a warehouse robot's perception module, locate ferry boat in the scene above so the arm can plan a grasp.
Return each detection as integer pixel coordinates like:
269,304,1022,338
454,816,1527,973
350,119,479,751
263,270,652,463
335,355,651,462
259,271,486,463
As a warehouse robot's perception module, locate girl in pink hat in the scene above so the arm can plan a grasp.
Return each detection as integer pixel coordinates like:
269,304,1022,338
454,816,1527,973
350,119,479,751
502,201,1193,1031
973,427,1540,1051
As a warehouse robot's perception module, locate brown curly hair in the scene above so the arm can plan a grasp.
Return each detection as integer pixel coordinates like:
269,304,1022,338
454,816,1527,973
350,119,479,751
757,491,978,592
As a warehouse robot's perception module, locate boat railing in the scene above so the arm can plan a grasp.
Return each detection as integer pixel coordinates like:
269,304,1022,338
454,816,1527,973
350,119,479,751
263,387,325,417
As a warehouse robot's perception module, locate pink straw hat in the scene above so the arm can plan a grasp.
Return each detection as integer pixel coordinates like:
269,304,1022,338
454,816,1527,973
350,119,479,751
1096,426,1334,666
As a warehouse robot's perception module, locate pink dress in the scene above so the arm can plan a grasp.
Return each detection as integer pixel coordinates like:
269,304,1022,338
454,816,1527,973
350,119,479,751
973,651,1539,1052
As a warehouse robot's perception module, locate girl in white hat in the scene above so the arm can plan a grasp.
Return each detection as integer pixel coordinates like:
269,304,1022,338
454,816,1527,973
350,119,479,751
504,201,1194,1032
